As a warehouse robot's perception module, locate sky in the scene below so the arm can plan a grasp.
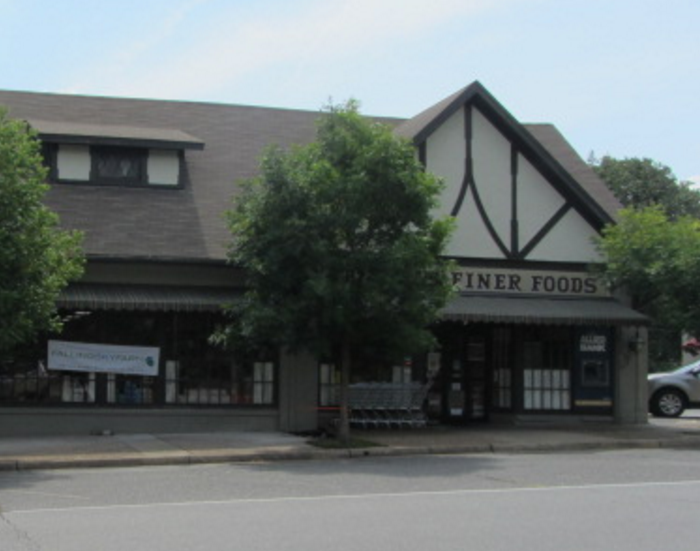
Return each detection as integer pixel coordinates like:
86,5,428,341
1,0,698,183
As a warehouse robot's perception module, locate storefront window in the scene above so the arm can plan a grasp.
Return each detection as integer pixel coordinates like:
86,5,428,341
0,359,97,404
107,374,156,405
522,327,572,411
0,311,277,408
164,358,275,406
253,362,275,404
319,363,341,407
0,358,65,403
492,327,513,410
61,372,96,403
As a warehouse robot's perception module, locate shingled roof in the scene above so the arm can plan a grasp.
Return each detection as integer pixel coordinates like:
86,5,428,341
0,90,322,262
523,123,621,221
0,84,620,263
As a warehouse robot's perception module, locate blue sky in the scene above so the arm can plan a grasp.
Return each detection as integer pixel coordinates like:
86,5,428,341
2,0,698,183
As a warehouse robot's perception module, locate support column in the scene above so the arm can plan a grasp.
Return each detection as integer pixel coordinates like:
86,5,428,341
277,348,319,432
614,326,649,424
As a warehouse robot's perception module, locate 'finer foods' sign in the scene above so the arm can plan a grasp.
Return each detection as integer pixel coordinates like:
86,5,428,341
451,268,609,297
48,340,160,376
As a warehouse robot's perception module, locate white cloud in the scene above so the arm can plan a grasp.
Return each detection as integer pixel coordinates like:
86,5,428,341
60,0,207,96
687,175,700,189
66,0,521,101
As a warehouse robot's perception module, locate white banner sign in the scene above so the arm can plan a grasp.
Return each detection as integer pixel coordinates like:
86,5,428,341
48,340,160,376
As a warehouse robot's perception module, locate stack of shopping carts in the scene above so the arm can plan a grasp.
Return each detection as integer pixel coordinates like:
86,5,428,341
348,382,429,429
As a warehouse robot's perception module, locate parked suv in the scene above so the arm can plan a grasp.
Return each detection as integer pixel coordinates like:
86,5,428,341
648,359,700,417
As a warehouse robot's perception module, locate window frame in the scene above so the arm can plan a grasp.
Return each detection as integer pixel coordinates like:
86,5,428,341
44,143,185,189
318,363,341,407
90,145,147,187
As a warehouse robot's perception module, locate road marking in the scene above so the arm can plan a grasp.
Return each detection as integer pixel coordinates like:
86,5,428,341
2,489,90,500
8,479,700,515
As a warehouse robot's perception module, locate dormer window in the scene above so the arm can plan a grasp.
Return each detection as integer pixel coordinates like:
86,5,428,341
92,146,146,185
29,119,204,189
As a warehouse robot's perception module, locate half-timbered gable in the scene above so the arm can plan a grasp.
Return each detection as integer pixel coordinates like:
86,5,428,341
397,82,619,264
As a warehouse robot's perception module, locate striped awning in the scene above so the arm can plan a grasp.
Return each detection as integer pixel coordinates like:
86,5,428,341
441,295,648,326
57,284,239,312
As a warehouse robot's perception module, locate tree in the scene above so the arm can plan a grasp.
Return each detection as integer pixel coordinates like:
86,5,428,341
591,155,700,219
218,101,455,440
0,108,84,354
591,155,700,369
596,206,700,370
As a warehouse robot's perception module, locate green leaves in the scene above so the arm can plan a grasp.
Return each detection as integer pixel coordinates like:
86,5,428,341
592,155,700,366
220,101,455,362
0,108,84,352
597,206,700,335
593,156,700,219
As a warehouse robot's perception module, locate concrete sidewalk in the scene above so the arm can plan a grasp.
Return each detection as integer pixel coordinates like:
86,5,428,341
1,418,699,472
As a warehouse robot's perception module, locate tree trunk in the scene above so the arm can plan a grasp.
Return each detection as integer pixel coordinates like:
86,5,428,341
337,339,352,443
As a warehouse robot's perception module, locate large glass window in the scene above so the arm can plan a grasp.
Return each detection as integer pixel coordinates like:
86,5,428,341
164,358,275,406
522,326,572,411
108,374,156,405
0,357,95,404
319,363,341,407
0,312,276,408
492,327,513,410
91,146,146,185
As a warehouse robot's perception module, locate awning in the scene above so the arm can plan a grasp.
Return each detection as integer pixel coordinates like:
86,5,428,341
57,284,239,312
441,295,649,326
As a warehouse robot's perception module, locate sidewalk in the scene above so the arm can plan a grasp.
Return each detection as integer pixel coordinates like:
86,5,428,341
1,418,699,472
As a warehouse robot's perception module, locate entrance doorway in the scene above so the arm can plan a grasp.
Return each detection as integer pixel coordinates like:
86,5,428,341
440,326,491,422
436,323,591,422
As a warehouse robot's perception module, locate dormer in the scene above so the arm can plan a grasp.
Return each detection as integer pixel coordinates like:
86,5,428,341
29,120,204,189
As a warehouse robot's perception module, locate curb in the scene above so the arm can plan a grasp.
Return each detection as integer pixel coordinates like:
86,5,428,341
2,437,700,472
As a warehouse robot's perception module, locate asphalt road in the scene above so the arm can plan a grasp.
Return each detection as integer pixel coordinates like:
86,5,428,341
2,448,700,551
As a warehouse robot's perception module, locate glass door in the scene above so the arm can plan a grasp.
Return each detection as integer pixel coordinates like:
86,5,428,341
438,325,491,423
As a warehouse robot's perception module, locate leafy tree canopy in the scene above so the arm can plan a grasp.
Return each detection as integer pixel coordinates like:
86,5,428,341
592,155,700,369
596,206,700,367
591,155,700,219
218,101,455,438
0,108,84,353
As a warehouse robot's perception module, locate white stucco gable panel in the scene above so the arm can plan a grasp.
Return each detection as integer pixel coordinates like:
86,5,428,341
528,209,603,263
447,188,506,259
471,107,511,243
517,153,566,245
425,109,465,218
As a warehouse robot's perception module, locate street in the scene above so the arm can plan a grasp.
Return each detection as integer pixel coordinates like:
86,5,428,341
1,447,700,550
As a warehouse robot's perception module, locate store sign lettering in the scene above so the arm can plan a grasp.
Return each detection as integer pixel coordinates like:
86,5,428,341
451,268,608,297
579,334,607,353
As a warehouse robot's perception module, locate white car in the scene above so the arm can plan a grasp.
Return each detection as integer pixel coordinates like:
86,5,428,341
648,359,700,417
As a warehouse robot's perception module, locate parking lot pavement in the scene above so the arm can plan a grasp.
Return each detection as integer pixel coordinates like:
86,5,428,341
649,409,700,430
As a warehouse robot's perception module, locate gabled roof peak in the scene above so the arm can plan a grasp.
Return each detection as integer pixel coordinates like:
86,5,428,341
395,81,620,227
395,81,492,142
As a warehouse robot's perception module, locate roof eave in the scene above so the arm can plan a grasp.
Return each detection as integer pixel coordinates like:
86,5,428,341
37,133,205,151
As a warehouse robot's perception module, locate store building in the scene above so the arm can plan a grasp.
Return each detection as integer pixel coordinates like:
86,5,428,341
0,82,648,437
